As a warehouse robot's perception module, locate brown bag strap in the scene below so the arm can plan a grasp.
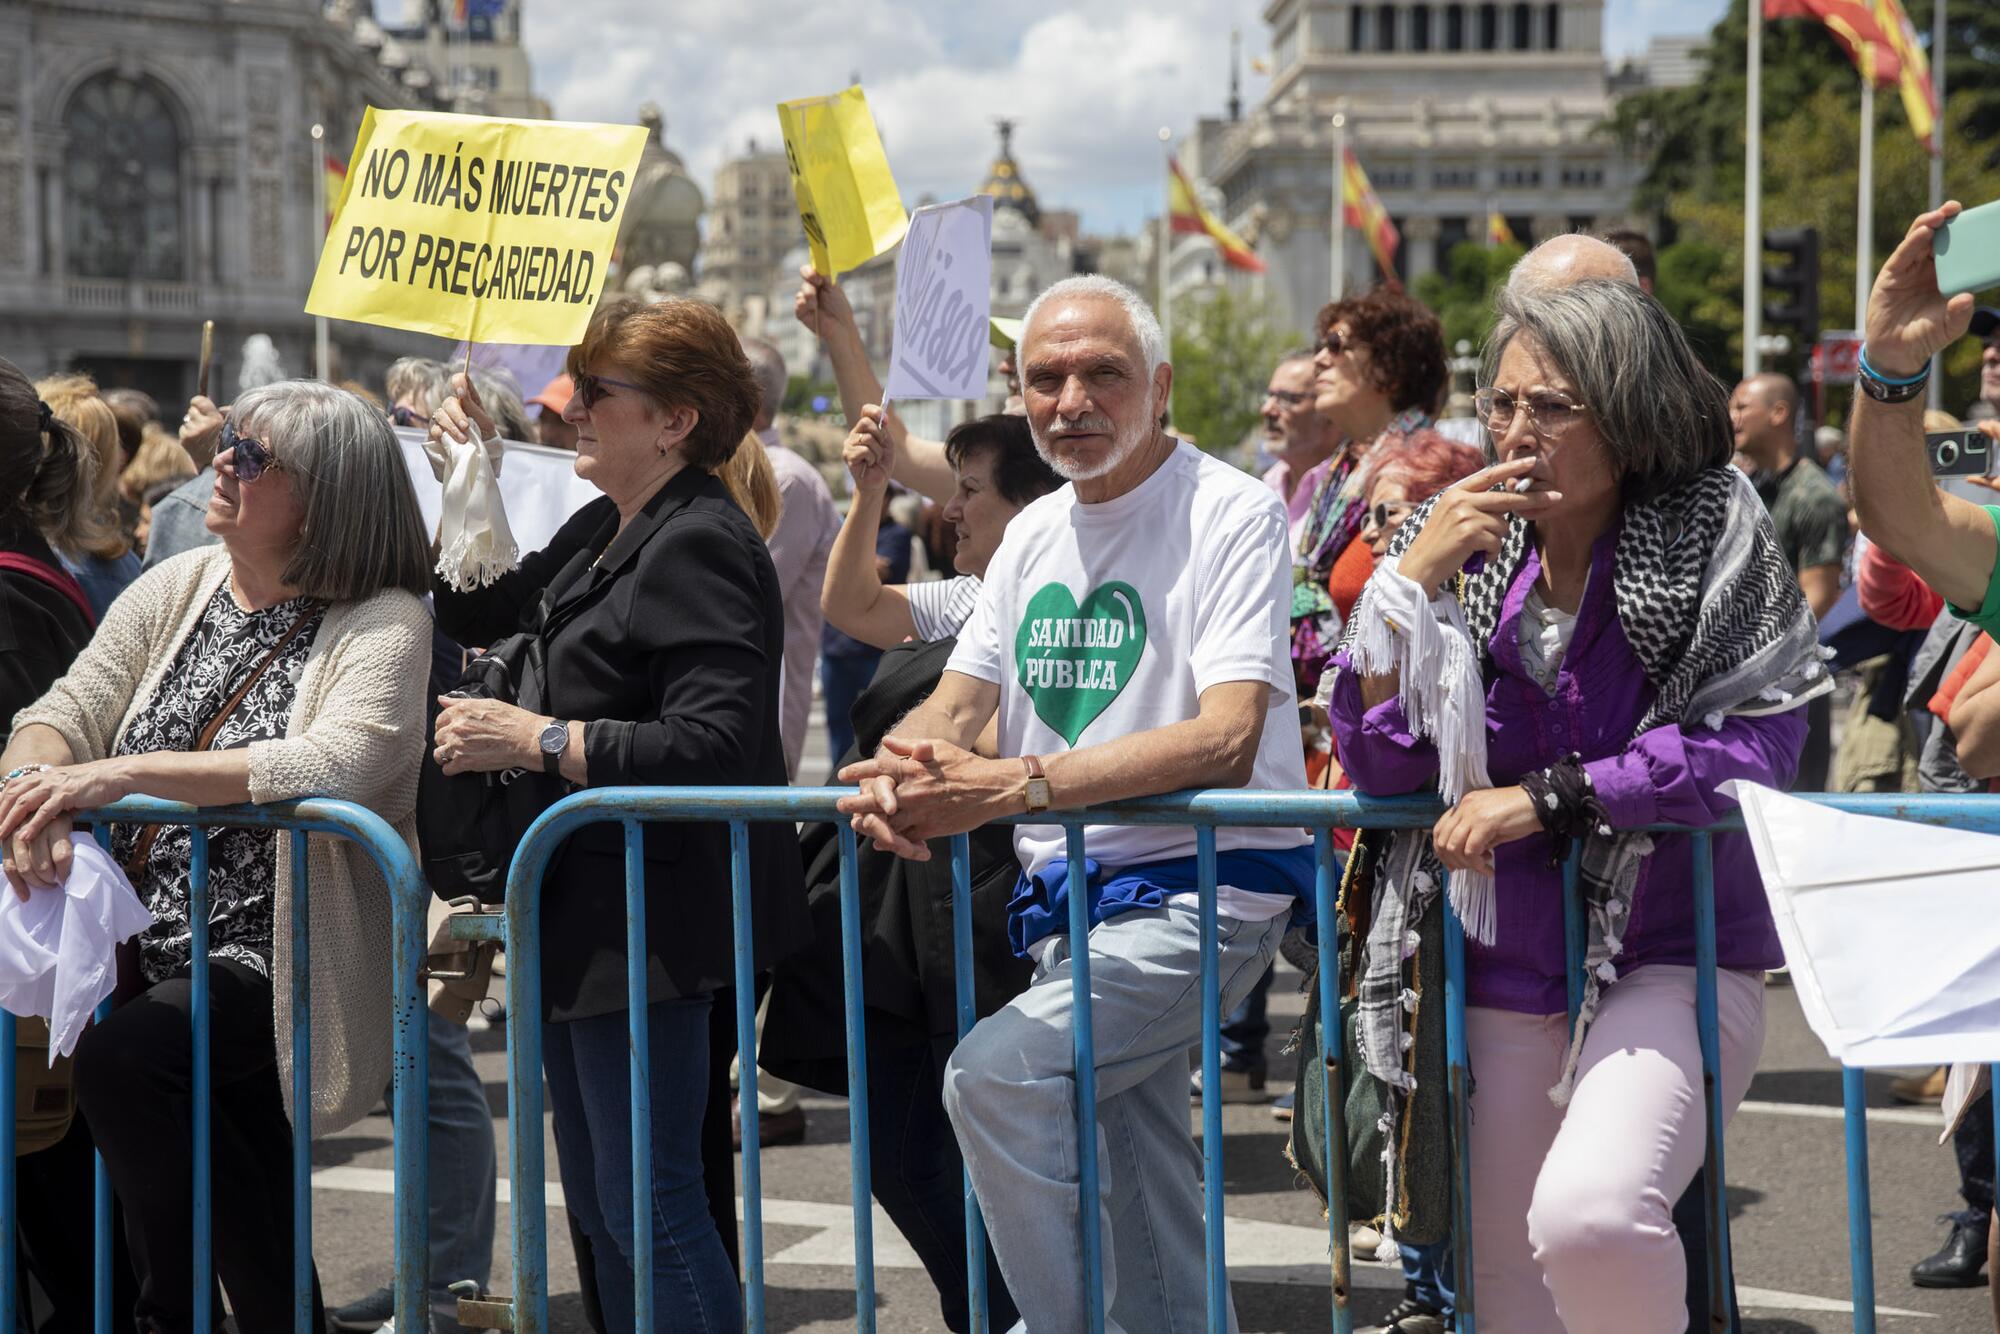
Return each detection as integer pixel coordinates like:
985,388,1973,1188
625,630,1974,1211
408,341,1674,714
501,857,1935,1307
122,608,321,880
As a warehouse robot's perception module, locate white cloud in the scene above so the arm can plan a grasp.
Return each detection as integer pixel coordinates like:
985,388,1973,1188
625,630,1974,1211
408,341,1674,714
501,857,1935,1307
522,0,1263,236
509,0,1732,235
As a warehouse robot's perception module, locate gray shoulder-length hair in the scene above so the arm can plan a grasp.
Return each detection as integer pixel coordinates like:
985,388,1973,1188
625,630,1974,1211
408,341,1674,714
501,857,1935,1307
231,380,431,601
1483,279,1733,504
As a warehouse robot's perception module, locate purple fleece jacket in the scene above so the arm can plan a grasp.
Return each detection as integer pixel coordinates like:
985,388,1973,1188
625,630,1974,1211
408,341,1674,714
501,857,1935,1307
1325,526,1799,1015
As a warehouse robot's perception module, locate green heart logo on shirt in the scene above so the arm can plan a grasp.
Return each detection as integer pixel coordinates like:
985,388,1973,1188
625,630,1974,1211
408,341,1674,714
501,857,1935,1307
1015,581,1147,745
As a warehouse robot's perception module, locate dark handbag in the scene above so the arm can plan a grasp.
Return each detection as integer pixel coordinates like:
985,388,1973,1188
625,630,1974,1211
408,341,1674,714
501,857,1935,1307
1287,850,1451,1246
416,632,570,902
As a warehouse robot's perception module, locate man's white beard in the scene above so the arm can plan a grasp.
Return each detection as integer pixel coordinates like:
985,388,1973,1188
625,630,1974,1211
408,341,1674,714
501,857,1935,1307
1033,396,1155,482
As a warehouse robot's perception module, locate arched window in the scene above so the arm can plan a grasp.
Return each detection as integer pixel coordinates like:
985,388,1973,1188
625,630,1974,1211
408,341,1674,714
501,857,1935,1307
1446,4,1467,50
1378,3,1399,51
63,73,185,281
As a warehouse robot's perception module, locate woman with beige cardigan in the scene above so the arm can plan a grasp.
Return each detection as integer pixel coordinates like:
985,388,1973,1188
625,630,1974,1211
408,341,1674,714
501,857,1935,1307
0,379,433,1333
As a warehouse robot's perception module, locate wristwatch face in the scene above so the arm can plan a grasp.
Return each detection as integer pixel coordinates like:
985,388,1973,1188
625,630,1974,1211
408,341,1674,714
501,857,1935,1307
1026,777,1051,811
540,722,568,755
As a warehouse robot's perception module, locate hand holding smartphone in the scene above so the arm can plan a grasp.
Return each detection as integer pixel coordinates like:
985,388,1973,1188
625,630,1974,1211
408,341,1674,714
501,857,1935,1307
1934,200,2000,298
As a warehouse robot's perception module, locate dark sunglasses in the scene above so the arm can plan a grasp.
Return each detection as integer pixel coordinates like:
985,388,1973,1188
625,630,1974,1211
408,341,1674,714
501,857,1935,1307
573,371,648,410
218,421,279,483
389,404,430,428
1318,330,1347,358
1365,500,1412,532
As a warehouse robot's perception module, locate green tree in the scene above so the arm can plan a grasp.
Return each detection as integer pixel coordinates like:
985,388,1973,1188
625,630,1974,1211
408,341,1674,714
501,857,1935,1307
1167,287,1297,457
1412,239,1525,353
1609,0,2000,405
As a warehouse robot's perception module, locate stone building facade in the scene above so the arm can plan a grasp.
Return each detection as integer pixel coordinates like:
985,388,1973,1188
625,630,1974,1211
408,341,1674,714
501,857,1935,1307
1178,0,1640,333
0,0,534,405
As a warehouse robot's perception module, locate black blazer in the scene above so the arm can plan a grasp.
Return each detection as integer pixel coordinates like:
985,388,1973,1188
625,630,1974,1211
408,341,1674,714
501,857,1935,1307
434,467,810,1022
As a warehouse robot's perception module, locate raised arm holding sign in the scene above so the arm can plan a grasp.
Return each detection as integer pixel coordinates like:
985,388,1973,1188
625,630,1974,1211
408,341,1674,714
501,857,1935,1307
776,85,907,281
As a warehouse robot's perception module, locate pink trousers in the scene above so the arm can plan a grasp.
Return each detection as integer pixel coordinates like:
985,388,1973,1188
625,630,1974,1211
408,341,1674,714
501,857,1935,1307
1466,965,1765,1334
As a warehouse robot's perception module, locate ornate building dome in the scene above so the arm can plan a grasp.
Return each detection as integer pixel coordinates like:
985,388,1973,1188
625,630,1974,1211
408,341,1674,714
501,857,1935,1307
978,119,1040,228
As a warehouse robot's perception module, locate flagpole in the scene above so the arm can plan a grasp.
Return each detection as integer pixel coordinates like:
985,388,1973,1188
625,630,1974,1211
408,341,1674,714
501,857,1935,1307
1857,76,1875,330
1158,128,1173,352
1744,0,1764,377
1330,104,1349,303
1929,0,1947,409
311,121,330,382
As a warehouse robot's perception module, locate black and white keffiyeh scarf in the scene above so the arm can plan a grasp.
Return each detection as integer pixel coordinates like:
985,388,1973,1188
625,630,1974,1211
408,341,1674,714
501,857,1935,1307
1317,465,1828,1250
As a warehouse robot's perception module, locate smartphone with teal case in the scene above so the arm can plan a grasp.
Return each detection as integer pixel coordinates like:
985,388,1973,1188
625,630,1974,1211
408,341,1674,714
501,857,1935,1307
1935,200,2000,297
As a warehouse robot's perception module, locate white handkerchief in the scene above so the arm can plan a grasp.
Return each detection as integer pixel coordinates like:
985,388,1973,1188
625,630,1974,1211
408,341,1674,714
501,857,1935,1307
435,430,520,593
0,834,154,1062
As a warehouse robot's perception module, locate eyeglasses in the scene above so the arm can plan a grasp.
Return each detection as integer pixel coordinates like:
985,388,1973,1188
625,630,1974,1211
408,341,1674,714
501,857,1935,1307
1475,388,1592,438
1364,500,1413,533
573,371,649,410
217,421,280,483
389,404,430,428
1317,330,1347,359
1264,388,1313,406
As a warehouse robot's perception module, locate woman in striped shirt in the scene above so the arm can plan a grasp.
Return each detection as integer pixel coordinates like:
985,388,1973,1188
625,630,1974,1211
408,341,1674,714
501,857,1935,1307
821,411,1061,648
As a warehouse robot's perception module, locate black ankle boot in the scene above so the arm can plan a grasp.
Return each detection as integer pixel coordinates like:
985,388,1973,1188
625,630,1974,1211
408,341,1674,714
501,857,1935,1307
1911,1210,1991,1288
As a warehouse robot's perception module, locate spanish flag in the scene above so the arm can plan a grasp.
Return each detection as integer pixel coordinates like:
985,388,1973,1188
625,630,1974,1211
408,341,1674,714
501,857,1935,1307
1874,0,1939,153
323,153,347,231
1341,148,1399,280
1167,157,1266,273
1488,211,1518,247
1764,0,1937,152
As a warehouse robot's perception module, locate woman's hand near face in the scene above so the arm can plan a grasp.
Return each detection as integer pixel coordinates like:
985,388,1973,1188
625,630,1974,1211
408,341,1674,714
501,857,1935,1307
843,406,896,494
1432,785,1542,877
433,696,542,775
1395,457,1558,593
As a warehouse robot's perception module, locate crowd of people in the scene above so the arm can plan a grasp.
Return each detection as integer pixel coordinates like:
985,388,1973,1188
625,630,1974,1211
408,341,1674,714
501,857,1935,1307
0,197,1995,1334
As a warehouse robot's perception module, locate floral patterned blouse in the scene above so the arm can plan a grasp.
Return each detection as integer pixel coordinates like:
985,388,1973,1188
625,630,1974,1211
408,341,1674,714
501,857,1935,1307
111,585,325,984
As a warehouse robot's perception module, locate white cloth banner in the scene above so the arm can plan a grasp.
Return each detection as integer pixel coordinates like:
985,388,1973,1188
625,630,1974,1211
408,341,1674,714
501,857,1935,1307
0,835,154,1062
395,427,598,556
1725,780,2000,1067
883,195,993,403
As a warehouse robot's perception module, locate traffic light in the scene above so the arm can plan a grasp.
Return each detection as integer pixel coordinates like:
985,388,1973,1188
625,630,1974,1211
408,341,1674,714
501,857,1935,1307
1763,226,1821,353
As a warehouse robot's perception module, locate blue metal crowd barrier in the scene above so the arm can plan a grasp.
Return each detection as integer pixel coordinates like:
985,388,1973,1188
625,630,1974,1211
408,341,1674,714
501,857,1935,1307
0,797,432,1334
499,786,2000,1334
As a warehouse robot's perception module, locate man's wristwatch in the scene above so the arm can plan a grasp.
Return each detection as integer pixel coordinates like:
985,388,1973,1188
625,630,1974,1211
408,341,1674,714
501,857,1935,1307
1021,755,1051,814
539,720,570,777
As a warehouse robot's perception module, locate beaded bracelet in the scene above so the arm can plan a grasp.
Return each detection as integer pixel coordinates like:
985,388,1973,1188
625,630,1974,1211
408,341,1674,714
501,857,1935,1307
2,763,52,786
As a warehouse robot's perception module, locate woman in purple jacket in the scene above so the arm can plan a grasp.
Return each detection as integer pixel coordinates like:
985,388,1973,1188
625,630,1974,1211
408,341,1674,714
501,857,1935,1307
1322,279,1825,1333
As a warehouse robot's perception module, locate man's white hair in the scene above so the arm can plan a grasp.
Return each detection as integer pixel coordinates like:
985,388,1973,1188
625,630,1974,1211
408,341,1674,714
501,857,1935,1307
1021,275,1167,375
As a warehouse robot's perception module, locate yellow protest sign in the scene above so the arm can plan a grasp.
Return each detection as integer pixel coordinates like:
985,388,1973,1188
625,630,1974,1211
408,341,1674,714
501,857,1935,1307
776,86,908,279
306,108,647,346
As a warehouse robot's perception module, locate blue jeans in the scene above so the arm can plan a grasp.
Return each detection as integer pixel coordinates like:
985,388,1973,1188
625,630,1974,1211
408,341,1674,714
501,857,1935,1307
544,995,740,1334
1401,1238,1455,1317
1217,962,1274,1070
822,651,882,769
944,904,1285,1334
425,1009,497,1326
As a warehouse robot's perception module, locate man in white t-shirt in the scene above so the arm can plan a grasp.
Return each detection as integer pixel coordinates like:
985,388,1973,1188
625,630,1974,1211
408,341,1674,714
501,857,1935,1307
838,275,1312,1334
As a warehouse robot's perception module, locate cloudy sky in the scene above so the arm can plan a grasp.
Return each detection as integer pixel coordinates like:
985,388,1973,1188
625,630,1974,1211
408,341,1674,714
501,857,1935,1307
404,0,1729,237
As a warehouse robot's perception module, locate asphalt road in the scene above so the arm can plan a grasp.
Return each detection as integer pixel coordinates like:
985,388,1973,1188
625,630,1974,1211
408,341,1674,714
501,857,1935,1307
302,699,1999,1333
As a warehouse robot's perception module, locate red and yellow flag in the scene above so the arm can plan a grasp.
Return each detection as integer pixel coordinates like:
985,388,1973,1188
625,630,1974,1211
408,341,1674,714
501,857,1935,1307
1764,0,1937,151
1874,0,1939,153
1341,148,1399,279
1487,211,1518,247
323,153,346,231
1167,157,1266,273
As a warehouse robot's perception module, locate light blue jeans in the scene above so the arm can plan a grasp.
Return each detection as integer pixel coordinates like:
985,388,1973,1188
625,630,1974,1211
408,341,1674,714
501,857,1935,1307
943,903,1286,1334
